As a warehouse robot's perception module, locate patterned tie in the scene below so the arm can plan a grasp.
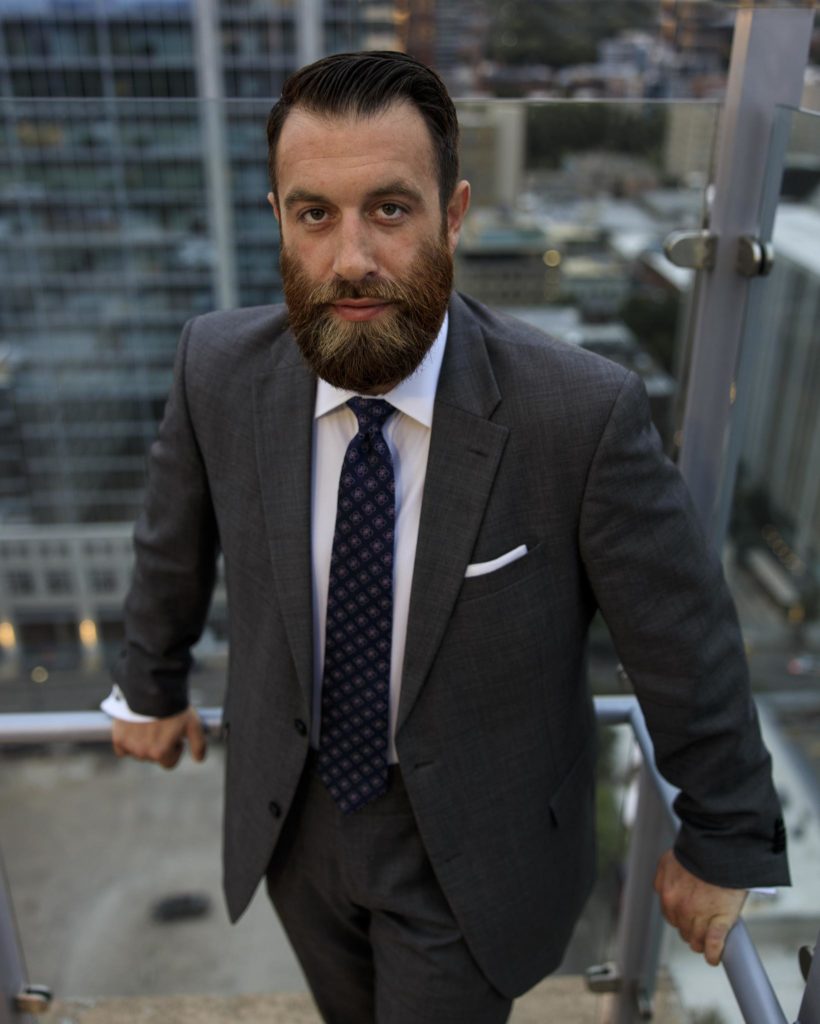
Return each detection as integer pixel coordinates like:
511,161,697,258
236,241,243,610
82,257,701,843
317,397,396,814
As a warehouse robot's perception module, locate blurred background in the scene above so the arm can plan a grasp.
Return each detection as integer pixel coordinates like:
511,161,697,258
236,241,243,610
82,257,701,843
0,3,819,1022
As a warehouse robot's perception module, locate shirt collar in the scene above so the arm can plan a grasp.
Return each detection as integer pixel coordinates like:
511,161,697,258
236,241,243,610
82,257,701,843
314,312,448,430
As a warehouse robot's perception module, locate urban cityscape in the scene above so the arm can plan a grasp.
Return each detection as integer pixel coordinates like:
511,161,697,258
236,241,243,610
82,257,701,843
0,2,818,1022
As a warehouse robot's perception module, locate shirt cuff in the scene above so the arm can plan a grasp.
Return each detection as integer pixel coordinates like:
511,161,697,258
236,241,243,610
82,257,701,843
100,685,159,723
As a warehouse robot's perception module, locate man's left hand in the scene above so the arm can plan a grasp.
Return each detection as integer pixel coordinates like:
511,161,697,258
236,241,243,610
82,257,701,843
654,849,747,966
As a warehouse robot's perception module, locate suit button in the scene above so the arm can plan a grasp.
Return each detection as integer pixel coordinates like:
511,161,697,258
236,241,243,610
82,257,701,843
268,801,281,819
294,719,307,736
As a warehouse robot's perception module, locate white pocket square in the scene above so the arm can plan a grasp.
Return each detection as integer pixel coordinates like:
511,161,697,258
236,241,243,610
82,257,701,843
465,544,528,578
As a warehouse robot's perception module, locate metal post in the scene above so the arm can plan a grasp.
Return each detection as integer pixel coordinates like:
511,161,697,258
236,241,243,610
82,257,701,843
711,102,796,551
0,857,32,1024
676,5,814,544
796,928,820,1024
296,0,323,67
193,0,238,311
610,760,672,1024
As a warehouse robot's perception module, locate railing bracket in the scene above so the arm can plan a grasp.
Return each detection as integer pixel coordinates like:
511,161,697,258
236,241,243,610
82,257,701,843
14,984,53,1013
663,229,718,271
737,235,775,277
637,986,654,1020
585,961,622,993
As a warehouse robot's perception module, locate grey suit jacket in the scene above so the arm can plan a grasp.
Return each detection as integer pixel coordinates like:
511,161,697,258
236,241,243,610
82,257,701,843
115,292,789,998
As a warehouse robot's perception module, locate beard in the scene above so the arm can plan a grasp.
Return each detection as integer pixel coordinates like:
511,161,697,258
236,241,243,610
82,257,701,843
280,235,453,393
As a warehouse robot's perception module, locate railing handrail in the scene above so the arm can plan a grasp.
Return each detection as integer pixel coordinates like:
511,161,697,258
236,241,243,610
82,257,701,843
0,698,796,1023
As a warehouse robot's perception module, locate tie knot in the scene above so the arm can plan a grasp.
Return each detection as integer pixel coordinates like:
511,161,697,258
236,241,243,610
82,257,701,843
347,396,395,434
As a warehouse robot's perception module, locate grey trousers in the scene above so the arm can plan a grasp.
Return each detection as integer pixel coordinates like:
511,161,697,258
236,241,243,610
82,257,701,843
266,755,512,1024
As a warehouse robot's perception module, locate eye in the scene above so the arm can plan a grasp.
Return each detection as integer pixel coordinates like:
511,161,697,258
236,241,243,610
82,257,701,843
378,203,406,221
300,208,327,224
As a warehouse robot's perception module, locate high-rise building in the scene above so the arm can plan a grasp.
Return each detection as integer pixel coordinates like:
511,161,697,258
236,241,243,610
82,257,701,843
0,0,400,528
0,0,399,677
740,203,820,561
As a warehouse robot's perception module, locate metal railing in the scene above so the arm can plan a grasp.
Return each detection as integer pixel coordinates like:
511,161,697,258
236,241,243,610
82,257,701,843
595,697,794,1024
1,697,817,1023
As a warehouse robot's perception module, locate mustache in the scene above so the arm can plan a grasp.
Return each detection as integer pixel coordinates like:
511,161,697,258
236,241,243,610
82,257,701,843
292,275,412,307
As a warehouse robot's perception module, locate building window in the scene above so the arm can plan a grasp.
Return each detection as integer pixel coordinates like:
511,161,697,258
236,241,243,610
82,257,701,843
89,568,117,594
7,570,35,595
45,570,73,595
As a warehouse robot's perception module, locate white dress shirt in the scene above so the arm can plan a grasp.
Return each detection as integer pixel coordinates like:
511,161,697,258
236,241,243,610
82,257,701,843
312,315,447,761
103,314,449,766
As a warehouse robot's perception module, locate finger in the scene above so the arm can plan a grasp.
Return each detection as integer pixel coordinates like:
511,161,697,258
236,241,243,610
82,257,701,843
186,713,207,763
704,917,732,967
158,741,184,770
678,927,705,953
685,915,709,953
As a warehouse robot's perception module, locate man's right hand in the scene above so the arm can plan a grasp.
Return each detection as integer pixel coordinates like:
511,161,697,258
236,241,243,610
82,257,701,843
112,707,206,770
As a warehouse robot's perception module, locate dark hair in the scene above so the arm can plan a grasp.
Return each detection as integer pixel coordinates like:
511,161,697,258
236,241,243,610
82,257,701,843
267,51,460,213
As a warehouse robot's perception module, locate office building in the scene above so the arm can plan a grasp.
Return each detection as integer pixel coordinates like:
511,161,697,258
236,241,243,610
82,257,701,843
0,0,396,674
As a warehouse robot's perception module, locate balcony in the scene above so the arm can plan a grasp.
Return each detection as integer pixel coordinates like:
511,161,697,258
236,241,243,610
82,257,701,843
1,702,695,1024
1,2,820,1022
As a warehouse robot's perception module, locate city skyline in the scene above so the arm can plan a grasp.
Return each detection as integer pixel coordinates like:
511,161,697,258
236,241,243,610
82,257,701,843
0,0,818,703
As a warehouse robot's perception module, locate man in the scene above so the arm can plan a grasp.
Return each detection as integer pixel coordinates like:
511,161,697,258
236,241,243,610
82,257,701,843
106,51,788,1024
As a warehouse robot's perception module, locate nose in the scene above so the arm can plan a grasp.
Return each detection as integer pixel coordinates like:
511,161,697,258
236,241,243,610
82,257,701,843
332,216,378,282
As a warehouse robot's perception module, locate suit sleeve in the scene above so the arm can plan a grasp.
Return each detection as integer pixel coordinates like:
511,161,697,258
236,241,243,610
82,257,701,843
112,317,220,717
579,370,789,889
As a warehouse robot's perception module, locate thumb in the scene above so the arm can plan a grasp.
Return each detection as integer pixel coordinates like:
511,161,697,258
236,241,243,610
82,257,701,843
704,916,732,967
186,711,207,763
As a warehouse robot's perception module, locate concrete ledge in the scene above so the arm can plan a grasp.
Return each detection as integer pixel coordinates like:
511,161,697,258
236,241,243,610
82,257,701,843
41,976,686,1023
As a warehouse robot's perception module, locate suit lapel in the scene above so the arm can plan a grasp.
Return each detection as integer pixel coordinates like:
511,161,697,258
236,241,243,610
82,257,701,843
397,295,508,734
251,302,508,732
253,336,316,714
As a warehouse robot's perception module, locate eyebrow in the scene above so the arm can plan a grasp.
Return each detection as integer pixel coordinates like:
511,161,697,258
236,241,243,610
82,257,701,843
282,180,425,211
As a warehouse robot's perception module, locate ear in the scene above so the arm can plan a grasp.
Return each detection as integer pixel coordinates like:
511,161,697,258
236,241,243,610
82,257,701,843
445,180,470,254
267,191,280,223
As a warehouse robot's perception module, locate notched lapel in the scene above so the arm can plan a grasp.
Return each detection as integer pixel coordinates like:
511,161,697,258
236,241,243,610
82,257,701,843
253,342,316,712
397,299,508,734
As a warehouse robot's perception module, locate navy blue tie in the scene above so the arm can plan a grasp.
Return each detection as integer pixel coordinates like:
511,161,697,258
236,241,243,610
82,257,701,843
318,397,396,813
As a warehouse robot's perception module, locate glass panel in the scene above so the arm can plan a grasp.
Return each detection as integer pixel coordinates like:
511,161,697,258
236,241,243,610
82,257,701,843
725,107,820,676
0,95,720,711
0,743,306,997
0,723,630,1009
457,98,715,457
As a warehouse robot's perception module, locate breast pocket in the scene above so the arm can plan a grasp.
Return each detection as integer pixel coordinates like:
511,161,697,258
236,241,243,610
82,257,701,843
458,541,547,602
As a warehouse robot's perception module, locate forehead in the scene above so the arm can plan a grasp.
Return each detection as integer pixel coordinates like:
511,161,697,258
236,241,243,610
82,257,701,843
275,101,438,194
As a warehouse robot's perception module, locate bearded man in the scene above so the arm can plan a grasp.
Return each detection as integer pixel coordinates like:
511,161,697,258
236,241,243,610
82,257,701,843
106,51,788,1024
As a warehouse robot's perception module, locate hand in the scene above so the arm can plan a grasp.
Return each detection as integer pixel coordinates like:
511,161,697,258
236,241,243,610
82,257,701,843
654,849,747,966
111,707,206,770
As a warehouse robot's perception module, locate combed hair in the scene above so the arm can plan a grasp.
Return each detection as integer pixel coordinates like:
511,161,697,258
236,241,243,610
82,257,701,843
267,51,460,212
